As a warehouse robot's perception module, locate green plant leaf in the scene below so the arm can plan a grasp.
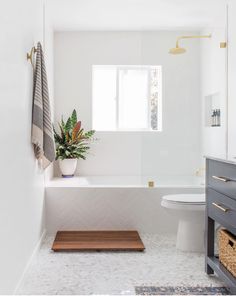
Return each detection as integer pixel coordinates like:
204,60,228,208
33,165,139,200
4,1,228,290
54,110,96,160
71,109,77,127
59,124,66,142
84,130,95,139
65,117,72,132
53,126,62,144
61,116,65,129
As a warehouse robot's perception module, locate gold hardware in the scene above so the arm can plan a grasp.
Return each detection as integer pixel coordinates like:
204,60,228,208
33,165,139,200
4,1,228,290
148,181,154,188
212,175,229,182
27,46,37,68
212,202,229,212
220,42,227,48
169,34,212,55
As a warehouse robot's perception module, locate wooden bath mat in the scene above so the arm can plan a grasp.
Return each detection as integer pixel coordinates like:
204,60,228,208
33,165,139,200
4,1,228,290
52,230,145,251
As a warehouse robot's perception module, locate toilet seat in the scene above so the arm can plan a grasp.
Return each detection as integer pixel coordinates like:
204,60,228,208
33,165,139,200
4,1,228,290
162,194,205,205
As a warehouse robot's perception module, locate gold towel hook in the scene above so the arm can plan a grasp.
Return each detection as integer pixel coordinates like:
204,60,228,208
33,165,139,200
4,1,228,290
27,46,37,67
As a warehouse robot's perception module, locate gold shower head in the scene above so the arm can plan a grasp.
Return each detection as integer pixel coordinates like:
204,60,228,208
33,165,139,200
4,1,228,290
169,47,186,55
169,34,211,55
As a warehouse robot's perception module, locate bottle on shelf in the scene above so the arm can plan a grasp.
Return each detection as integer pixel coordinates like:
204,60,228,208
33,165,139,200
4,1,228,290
211,109,221,127
211,110,216,127
217,109,221,127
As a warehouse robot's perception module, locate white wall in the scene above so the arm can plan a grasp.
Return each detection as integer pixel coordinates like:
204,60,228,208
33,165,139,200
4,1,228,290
0,0,45,293
227,0,236,161
200,27,227,162
54,31,201,176
44,4,55,181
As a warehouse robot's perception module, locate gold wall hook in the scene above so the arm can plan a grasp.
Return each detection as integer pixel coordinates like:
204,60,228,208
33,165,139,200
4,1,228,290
27,46,37,67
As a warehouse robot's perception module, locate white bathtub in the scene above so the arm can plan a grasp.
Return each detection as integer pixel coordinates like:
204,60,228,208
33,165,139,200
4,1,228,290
46,175,204,235
46,175,204,188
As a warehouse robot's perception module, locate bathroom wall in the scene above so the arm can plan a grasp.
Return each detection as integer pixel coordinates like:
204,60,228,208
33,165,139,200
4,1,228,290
54,31,201,176
0,0,45,293
200,25,227,162
44,4,55,181
227,0,236,162
200,1,236,163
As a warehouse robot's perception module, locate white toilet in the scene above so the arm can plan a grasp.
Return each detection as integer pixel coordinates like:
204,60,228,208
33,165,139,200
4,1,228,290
161,194,205,253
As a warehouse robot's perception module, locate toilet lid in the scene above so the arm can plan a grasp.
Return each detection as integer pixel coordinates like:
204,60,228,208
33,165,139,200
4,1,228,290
162,194,205,204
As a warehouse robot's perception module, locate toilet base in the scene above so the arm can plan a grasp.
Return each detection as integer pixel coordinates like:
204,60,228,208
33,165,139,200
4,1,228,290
176,217,204,252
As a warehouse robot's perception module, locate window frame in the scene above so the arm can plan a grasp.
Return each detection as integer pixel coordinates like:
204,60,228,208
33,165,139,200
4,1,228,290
92,65,162,132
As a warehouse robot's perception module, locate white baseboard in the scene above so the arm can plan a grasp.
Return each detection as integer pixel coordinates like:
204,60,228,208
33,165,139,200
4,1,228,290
13,229,46,295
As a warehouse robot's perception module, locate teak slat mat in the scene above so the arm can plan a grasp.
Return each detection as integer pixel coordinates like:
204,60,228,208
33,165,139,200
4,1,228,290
52,230,145,251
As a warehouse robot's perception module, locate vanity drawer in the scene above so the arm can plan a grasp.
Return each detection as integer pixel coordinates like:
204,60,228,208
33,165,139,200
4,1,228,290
207,159,236,199
207,188,236,232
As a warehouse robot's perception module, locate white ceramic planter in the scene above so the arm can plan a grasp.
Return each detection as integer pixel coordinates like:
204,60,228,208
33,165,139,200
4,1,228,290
59,159,77,178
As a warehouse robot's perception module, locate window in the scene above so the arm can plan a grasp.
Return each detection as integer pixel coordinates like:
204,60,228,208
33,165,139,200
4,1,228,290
92,65,162,131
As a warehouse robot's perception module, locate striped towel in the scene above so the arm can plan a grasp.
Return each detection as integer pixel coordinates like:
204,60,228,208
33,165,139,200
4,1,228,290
31,42,55,169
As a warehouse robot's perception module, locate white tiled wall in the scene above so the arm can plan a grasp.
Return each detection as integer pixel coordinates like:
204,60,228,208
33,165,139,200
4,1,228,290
46,186,203,234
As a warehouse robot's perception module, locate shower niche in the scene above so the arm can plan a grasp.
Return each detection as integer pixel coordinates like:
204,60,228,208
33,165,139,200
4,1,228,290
205,92,221,127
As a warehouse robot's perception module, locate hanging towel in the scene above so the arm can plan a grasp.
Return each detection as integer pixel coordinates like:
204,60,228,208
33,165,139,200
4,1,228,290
31,42,55,169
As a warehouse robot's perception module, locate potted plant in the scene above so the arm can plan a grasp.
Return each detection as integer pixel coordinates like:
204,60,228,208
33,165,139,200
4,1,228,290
53,110,95,177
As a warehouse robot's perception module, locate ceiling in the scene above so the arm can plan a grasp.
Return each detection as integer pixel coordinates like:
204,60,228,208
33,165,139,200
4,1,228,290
46,0,227,31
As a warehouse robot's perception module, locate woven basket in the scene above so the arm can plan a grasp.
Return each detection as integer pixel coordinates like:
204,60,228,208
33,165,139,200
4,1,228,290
219,229,236,277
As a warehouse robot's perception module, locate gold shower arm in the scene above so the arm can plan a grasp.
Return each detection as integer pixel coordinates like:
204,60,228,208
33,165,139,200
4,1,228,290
27,46,37,67
176,34,212,48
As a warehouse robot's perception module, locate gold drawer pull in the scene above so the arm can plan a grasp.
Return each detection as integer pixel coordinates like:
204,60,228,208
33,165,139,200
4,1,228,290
212,175,229,182
212,202,229,212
